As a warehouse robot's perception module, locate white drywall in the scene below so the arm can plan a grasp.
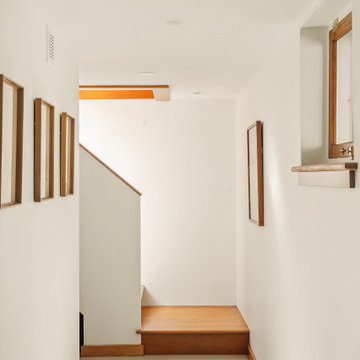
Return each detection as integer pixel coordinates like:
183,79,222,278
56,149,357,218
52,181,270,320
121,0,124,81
0,0,79,360
80,98,236,305
235,2,360,360
80,147,141,345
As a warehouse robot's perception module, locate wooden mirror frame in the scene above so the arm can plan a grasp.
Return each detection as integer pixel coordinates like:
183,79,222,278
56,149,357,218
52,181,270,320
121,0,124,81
329,12,352,159
34,98,55,202
247,121,264,226
0,75,24,209
60,112,75,197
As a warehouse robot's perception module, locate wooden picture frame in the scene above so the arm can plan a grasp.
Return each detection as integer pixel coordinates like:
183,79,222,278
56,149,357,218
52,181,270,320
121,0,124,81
329,12,353,159
0,75,24,209
34,98,55,202
60,112,75,197
247,121,264,226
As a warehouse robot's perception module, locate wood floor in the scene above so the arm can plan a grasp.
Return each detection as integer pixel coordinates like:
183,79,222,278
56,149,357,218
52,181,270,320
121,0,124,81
137,306,249,355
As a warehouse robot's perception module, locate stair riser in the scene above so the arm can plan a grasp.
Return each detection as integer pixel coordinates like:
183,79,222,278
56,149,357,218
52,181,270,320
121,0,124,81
142,333,249,355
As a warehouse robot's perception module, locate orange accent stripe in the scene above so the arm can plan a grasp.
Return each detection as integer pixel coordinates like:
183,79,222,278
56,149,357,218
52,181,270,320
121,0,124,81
79,85,169,89
79,89,154,100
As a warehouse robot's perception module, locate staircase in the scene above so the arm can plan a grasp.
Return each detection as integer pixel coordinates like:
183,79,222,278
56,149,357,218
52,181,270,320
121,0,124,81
80,144,252,358
137,306,250,355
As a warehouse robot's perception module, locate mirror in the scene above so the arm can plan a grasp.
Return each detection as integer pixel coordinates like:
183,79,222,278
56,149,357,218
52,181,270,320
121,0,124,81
336,30,352,144
329,12,353,158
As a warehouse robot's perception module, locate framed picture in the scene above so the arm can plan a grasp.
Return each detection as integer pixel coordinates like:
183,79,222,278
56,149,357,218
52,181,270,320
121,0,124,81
0,75,24,209
60,112,75,197
34,98,55,202
247,121,264,226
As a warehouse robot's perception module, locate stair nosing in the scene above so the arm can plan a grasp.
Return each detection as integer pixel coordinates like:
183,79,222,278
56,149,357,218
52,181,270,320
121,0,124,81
137,329,249,334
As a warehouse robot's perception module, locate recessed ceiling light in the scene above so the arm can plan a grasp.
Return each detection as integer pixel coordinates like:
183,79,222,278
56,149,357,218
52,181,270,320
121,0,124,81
163,20,183,26
138,72,156,76
193,91,202,95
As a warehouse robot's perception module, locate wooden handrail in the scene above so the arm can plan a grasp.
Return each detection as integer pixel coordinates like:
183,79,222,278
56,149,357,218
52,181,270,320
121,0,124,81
80,143,142,196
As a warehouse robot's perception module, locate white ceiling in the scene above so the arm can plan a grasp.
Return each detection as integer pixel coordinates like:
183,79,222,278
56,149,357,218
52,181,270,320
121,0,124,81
78,0,317,94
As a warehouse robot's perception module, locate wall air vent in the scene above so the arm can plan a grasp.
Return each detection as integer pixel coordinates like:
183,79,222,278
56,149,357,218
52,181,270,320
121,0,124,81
46,25,55,63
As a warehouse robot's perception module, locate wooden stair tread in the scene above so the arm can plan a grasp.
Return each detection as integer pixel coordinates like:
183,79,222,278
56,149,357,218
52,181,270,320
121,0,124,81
137,306,249,334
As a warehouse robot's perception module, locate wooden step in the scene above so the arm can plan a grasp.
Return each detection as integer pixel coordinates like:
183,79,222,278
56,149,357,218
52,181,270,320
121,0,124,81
137,306,249,355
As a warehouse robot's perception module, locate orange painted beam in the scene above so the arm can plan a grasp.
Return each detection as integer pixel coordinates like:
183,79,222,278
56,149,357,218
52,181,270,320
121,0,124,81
79,85,169,89
79,89,154,100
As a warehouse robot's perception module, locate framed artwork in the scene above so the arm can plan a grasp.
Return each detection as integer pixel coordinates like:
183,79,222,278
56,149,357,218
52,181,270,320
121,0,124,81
0,75,24,208
60,112,75,197
247,121,264,226
34,98,55,202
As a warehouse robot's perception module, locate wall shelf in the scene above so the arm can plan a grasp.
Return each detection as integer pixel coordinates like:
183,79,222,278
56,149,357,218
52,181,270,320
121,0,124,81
291,162,358,188
291,163,358,172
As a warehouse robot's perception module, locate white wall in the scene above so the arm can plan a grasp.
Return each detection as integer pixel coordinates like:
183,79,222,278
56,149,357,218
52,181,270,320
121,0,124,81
80,98,236,305
80,147,141,345
0,1,79,360
235,2,360,360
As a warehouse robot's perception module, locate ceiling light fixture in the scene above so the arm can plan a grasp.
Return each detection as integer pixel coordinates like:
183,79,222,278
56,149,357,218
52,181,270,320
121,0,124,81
193,91,202,95
138,72,156,76
163,20,183,26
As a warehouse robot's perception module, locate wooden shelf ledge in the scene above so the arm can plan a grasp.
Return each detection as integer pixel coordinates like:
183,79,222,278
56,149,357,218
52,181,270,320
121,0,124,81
291,162,358,172
292,162,358,188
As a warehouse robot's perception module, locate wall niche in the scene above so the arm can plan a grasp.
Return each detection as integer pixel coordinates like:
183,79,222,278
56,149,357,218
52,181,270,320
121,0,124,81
295,0,356,188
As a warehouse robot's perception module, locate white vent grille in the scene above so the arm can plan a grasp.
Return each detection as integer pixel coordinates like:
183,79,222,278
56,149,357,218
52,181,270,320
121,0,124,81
47,26,55,63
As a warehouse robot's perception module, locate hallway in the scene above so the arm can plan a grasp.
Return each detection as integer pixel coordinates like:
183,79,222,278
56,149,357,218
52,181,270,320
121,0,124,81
1,0,360,360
